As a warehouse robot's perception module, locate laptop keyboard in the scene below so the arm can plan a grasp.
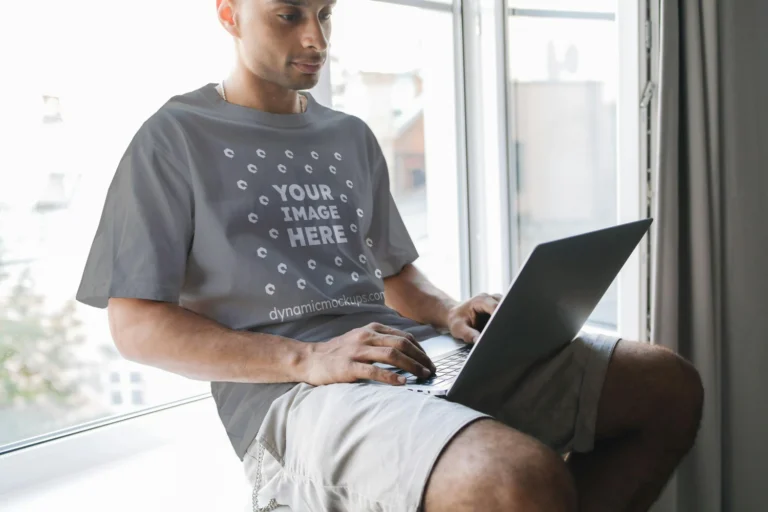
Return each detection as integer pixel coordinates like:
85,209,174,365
397,345,471,385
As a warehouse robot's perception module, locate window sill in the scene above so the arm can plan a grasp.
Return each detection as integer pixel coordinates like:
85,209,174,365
581,323,622,339
0,396,248,511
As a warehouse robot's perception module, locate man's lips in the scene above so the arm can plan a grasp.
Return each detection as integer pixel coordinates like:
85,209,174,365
292,61,324,74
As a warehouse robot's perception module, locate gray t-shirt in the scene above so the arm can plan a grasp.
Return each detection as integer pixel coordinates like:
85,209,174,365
76,83,440,459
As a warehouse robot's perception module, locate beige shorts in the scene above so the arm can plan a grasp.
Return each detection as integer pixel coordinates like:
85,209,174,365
243,333,619,512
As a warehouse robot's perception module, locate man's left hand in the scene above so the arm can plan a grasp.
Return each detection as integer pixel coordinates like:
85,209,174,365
445,293,503,344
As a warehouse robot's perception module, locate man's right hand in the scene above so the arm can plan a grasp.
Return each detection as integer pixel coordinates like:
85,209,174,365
301,323,436,386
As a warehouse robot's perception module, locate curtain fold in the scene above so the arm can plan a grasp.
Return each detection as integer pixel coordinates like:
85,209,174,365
653,1,768,511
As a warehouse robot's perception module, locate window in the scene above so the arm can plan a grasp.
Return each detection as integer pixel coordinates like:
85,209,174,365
505,0,631,330
131,390,145,406
410,168,426,189
1,0,646,456
329,0,463,300
42,95,63,124
0,0,229,451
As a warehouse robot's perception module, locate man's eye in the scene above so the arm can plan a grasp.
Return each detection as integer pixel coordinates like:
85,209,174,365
320,11,333,21
279,14,298,22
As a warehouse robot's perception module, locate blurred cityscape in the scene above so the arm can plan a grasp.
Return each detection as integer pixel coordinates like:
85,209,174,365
0,0,619,448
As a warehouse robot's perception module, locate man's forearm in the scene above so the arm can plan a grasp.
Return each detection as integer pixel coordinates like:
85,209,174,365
108,298,311,384
383,264,459,331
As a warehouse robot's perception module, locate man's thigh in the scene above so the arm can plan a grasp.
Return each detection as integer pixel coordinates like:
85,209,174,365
243,382,488,512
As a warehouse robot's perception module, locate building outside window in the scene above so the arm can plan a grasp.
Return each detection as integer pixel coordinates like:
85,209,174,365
506,0,624,330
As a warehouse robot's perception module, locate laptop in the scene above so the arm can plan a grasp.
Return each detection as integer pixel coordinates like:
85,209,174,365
375,219,652,412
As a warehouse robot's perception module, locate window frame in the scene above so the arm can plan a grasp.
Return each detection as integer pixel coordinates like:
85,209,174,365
478,0,649,340
618,0,658,343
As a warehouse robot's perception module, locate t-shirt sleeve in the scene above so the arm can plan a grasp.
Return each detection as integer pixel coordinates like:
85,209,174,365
76,125,194,309
365,132,420,278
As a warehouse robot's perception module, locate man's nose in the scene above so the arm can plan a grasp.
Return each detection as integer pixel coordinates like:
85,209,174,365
301,18,329,53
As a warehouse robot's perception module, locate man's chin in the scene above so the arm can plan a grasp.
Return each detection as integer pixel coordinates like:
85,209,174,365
283,69,320,89
289,75,320,91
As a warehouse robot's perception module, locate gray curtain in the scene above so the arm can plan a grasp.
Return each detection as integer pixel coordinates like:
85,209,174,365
653,1,768,511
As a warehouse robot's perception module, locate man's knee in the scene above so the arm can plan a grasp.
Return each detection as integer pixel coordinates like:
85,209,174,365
424,419,577,512
604,342,704,448
664,349,704,444
630,344,704,451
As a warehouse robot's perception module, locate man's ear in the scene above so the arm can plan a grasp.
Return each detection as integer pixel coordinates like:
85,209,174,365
216,0,240,38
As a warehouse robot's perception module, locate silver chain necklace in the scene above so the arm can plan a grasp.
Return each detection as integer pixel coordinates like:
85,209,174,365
218,81,306,113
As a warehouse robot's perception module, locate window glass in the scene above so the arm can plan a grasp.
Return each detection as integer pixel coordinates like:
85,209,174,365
331,0,462,299
0,0,230,450
506,1,620,329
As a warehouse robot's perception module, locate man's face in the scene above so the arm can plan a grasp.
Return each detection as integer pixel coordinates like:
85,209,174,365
221,0,335,91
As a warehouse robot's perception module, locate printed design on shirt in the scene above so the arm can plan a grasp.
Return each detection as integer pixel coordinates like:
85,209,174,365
226,147,385,300
272,182,351,255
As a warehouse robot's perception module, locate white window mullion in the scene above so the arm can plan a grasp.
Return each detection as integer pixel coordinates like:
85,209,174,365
647,0,661,342
462,0,514,297
616,0,645,341
453,0,473,300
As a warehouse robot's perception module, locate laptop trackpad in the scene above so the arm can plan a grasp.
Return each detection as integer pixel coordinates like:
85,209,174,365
373,334,466,370
420,334,467,359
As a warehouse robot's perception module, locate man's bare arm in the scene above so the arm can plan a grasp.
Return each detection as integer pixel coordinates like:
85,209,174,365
383,264,459,331
107,298,435,384
384,264,503,344
108,298,311,383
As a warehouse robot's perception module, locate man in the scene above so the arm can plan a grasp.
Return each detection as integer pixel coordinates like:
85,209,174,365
76,0,704,510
